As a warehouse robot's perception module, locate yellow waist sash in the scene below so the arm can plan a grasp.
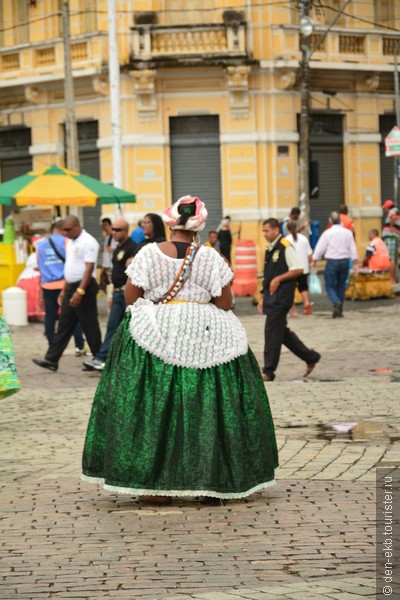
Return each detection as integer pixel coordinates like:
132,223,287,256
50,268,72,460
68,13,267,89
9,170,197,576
167,300,210,305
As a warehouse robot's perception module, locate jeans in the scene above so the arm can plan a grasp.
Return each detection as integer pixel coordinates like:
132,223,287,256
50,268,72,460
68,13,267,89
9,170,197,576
42,288,85,348
96,290,126,361
324,258,350,307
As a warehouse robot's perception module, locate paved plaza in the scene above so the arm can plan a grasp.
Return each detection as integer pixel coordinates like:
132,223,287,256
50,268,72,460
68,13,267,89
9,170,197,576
1,292,399,599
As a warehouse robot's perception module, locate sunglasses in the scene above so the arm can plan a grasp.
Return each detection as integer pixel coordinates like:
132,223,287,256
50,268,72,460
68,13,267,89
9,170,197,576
62,227,72,232
111,227,125,232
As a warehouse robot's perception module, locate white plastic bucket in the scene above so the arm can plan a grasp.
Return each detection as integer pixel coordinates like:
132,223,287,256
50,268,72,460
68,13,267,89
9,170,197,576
2,287,28,326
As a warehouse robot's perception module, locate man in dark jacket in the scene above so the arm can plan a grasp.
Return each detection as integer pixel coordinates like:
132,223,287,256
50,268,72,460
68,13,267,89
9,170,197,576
83,218,137,371
257,218,320,381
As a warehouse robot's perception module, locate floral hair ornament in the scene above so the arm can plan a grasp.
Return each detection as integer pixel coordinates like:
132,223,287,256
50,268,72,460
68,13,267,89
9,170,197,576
162,195,208,231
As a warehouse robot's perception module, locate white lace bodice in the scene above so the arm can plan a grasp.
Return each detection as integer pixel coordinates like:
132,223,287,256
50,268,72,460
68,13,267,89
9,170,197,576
124,243,248,368
125,243,233,301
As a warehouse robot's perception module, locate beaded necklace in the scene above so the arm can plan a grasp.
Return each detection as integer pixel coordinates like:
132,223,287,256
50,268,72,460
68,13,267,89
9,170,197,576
156,240,200,304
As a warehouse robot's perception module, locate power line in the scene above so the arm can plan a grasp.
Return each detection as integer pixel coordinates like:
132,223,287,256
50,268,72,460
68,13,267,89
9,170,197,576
0,3,399,36
0,2,294,34
310,0,353,57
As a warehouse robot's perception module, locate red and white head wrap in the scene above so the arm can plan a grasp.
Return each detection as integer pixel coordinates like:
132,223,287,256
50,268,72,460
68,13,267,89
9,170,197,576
162,195,208,231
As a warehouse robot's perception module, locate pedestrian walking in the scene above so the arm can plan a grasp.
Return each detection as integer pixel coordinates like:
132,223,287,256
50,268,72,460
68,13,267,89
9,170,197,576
82,195,278,501
327,204,355,233
130,220,145,244
257,218,320,382
381,199,400,284
204,230,218,248
285,220,314,316
32,216,102,372
217,215,241,263
313,211,359,318
217,216,234,263
133,213,166,255
281,206,309,236
83,218,137,372
36,220,87,356
99,217,118,293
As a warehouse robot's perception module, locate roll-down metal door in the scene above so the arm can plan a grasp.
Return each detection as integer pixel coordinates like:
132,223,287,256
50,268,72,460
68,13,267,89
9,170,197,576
66,121,101,242
309,144,344,230
169,116,222,235
80,149,101,243
0,128,32,224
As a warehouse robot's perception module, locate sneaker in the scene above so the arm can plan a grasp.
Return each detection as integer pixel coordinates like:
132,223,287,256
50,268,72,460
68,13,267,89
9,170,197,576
82,358,105,371
75,345,89,357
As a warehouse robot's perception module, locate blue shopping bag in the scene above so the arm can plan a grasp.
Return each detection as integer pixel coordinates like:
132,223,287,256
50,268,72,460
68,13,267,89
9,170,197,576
309,272,322,294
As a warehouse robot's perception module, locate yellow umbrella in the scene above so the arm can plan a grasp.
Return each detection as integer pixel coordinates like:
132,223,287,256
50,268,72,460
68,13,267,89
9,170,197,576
0,165,136,207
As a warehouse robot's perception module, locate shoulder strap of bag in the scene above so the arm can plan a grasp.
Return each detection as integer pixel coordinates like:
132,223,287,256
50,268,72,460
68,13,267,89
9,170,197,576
48,236,66,263
155,242,200,304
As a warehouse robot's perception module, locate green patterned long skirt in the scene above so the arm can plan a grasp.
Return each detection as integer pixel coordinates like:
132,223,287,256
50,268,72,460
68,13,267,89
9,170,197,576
82,313,278,499
0,317,20,400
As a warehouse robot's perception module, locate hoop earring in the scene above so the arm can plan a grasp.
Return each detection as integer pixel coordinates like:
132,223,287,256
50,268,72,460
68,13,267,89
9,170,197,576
194,233,201,245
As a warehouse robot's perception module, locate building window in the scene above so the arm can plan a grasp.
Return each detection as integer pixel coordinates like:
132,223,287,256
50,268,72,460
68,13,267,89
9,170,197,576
162,0,217,26
291,1,345,27
321,0,346,26
80,0,97,33
374,0,394,26
15,0,29,44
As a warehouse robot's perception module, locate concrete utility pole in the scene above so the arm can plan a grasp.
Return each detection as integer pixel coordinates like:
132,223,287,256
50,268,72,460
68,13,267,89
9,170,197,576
298,0,312,222
108,0,123,190
62,0,80,173
298,0,353,220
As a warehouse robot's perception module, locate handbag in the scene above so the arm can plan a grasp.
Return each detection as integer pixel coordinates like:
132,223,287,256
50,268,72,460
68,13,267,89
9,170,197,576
309,272,322,294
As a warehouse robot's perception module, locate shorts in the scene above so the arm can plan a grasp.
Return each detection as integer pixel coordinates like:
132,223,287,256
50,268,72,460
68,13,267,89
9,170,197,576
382,235,398,261
297,273,309,293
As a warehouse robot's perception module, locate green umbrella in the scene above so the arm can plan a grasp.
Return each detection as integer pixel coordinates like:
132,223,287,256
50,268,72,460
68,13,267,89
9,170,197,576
0,164,136,207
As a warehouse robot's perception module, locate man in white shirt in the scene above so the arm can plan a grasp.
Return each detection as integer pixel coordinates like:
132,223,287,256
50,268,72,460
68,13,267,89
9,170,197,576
33,215,102,372
313,211,359,318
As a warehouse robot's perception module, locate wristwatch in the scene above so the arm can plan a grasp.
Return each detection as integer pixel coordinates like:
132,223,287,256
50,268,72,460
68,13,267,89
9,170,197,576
76,287,86,296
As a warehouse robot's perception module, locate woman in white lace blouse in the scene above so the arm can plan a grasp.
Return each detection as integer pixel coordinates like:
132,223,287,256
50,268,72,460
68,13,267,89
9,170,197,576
82,196,278,502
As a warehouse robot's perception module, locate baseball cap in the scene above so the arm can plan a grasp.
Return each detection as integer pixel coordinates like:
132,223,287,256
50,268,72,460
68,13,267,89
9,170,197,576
382,199,395,209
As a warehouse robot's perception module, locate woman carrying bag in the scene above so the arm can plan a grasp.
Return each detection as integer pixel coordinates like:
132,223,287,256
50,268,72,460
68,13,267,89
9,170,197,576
82,195,278,502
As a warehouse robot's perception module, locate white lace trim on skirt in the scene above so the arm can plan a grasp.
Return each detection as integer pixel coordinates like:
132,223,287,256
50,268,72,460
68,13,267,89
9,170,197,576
81,474,277,499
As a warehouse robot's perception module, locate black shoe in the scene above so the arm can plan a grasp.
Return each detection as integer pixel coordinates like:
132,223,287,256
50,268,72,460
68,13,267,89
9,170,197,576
32,358,58,372
332,303,342,318
200,497,224,506
261,372,274,382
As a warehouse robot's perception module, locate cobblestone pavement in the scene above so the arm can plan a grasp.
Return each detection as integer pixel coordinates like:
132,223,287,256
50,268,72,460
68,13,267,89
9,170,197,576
1,293,399,599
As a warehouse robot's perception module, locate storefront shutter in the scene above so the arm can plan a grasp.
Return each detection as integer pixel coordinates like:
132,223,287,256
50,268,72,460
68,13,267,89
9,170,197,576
169,115,223,236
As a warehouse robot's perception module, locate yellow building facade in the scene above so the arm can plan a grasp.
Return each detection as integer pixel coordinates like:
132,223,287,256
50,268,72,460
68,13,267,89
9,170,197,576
0,0,399,258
